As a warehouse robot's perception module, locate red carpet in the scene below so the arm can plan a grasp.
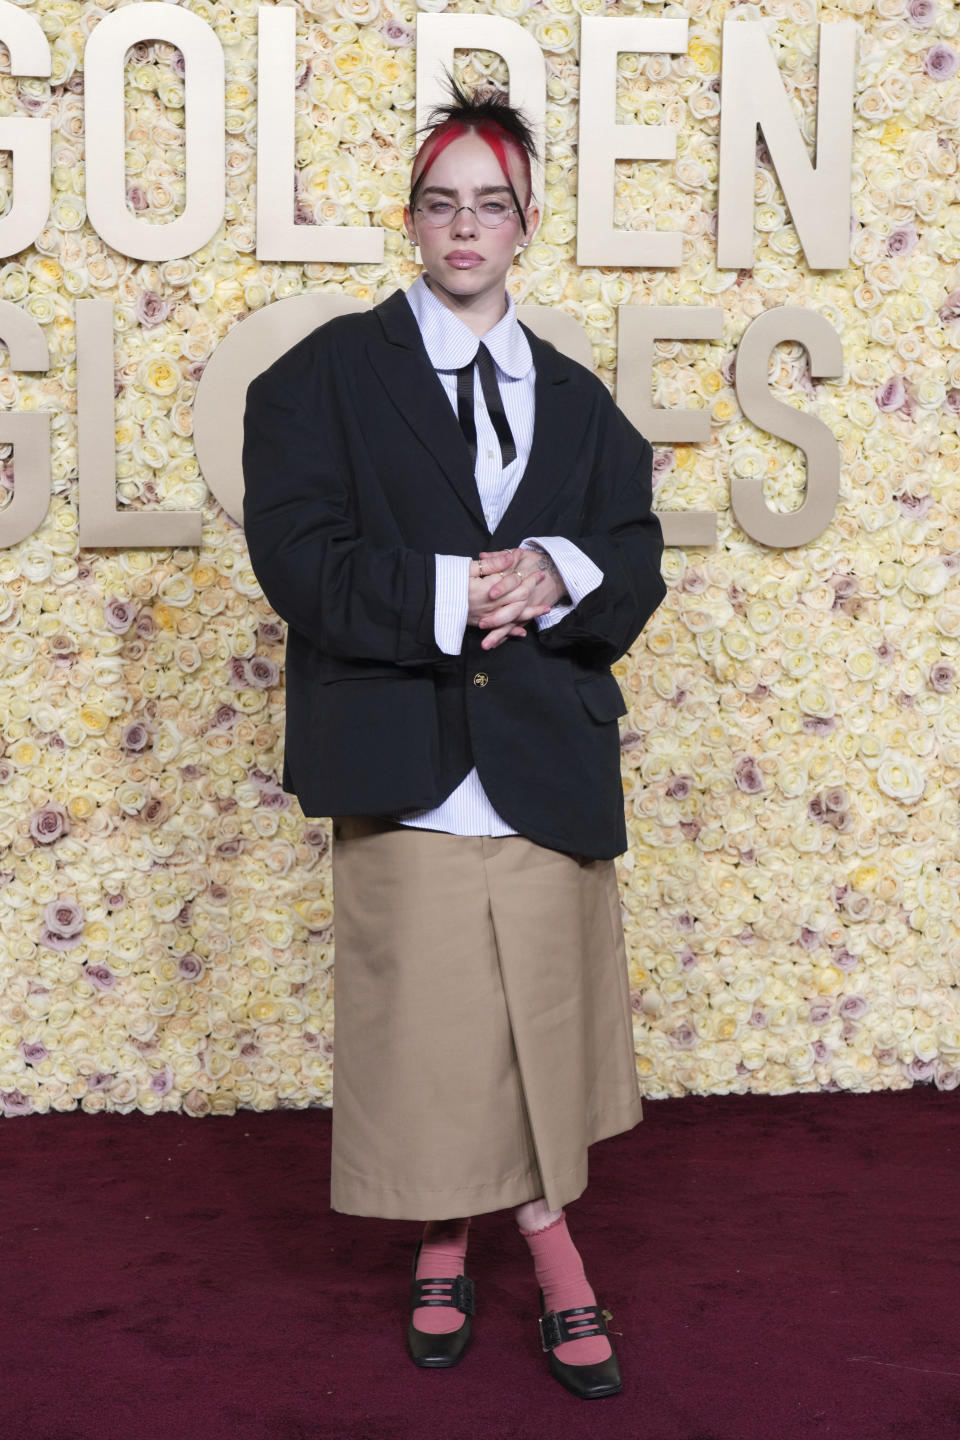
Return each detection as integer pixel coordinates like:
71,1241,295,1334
2,1087,957,1440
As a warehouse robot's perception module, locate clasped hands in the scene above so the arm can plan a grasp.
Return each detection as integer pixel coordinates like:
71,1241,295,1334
467,546,567,651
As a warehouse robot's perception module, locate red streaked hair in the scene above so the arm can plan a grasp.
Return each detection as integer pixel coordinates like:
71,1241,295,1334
411,117,532,206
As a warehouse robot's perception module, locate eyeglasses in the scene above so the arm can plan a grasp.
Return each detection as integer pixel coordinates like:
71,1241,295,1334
414,199,520,229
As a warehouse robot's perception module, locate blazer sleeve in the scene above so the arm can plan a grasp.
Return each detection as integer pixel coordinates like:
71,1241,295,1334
534,398,666,668
241,335,447,668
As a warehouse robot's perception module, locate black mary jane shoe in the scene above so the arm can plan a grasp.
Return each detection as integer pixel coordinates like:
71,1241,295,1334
537,1286,623,1398
406,1237,475,1368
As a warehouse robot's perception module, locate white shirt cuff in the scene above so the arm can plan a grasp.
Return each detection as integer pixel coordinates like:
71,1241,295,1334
519,537,604,631
434,554,472,654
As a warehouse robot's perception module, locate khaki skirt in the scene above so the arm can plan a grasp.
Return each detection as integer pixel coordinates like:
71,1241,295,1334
328,815,643,1221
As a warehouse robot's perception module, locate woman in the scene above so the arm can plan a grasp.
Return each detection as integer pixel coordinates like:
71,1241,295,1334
241,77,665,1400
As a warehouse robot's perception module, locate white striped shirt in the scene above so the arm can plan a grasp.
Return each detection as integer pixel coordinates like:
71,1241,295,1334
389,273,603,836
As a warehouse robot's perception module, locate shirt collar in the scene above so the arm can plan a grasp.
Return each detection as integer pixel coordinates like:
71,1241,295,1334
404,272,533,380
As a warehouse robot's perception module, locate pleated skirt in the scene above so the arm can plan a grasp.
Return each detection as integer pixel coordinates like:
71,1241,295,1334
328,815,643,1220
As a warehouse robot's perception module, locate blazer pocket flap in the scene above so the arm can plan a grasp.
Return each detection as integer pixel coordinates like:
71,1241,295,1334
316,655,411,683
575,671,629,722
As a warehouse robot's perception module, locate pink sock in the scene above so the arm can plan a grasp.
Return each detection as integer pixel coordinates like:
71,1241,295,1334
519,1211,612,1366
411,1217,472,1334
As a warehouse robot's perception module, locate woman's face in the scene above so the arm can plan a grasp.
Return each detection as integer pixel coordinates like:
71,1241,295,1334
403,130,539,306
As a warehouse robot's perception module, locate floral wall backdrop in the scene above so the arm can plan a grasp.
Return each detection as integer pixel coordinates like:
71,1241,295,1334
1,0,959,1119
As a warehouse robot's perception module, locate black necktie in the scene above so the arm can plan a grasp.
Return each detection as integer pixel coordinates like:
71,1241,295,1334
456,342,517,469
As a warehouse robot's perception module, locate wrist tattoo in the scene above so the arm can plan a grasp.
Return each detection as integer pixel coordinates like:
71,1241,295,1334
524,550,570,605
532,550,559,578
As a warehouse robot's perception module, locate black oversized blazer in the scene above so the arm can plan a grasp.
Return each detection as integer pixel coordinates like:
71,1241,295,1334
241,287,666,860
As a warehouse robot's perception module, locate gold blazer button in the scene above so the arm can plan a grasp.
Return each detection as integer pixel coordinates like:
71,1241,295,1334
473,671,489,687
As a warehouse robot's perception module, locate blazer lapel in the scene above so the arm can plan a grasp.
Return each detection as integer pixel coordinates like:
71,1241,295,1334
369,289,487,530
489,327,583,544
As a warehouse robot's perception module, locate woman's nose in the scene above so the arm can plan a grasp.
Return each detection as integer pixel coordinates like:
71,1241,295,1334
452,205,479,237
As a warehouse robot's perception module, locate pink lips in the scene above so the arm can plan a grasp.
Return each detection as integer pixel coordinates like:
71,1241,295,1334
446,251,484,268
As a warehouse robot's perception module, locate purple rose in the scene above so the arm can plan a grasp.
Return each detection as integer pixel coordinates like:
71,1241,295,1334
945,389,960,414
929,663,955,692
20,1042,48,1064
876,376,907,412
679,947,698,970
151,1064,174,1096
675,912,695,932
802,715,836,735
171,47,185,78
104,597,137,633
1,1090,34,1116
679,819,702,840
808,1000,832,1024
839,994,868,1019
924,44,958,80
379,16,414,44
43,895,84,937
895,492,933,518
208,882,230,902
43,931,81,959
935,1063,960,1091
812,1040,830,1062
177,954,204,982
140,797,167,826
651,449,675,488
216,837,245,857
906,1057,936,1080
126,183,149,212
248,656,280,689
887,224,918,257
260,787,291,810
825,788,848,812
136,290,173,328
733,755,764,793
29,802,69,845
135,609,157,638
907,0,935,26
303,826,329,852
258,620,284,644
669,1022,698,1049
228,656,254,688
940,291,960,327
799,927,821,951
185,360,207,383
49,632,78,657
122,720,151,752
211,704,237,729
833,948,859,972
749,1008,767,1028
86,964,116,991
665,775,693,799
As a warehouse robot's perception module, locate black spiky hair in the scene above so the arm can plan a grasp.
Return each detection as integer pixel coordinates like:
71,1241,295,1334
410,69,539,235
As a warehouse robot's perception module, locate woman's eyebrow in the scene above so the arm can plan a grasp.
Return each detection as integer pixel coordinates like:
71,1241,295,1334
419,184,513,197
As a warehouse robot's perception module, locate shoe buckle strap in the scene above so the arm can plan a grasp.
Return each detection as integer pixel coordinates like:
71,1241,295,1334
411,1272,475,1316
538,1303,609,1352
